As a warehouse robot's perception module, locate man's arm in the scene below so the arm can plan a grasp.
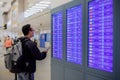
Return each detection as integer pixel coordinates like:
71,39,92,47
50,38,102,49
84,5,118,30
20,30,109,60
26,41,47,60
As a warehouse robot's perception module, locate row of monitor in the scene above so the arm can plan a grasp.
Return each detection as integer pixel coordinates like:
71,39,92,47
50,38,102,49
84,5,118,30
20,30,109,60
52,0,113,72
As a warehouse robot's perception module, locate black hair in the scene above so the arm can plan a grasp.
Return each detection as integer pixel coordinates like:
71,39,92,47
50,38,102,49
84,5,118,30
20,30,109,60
22,24,31,35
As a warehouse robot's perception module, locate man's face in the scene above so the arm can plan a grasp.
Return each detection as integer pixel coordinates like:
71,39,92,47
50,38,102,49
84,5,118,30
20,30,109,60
29,27,34,38
7,36,10,40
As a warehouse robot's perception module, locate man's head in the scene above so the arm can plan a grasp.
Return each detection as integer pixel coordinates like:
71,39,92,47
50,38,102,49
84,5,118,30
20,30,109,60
7,35,10,40
22,24,34,38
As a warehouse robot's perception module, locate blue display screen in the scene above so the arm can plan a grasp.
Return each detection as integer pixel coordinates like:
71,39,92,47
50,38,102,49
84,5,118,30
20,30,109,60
88,0,113,72
52,12,63,59
67,5,82,64
40,34,45,48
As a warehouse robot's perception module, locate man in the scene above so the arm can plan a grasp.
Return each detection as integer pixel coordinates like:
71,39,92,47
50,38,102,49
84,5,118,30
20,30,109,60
18,24,47,80
4,36,13,50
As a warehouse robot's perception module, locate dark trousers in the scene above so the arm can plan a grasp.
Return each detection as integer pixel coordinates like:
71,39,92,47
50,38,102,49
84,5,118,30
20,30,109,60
17,72,34,80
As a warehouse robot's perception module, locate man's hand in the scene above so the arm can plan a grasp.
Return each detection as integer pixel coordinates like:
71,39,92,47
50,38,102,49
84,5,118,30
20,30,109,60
43,47,50,53
42,50,48,53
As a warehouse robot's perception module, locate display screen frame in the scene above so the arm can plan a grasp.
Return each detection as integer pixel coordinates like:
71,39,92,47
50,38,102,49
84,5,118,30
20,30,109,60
88,0,113,72
86,0,115,77
66,4,83,65
52,11,63,60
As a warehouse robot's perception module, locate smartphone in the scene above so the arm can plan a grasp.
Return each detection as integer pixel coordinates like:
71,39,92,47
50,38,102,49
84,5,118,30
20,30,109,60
46,47,50,51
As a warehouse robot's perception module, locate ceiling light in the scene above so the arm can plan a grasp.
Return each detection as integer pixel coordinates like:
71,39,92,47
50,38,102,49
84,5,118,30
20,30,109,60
40,1,51,4
24,0,51,18
36,3,49,7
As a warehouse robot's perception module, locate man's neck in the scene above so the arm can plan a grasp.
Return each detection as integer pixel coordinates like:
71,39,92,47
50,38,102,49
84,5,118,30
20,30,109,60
25,35,31,39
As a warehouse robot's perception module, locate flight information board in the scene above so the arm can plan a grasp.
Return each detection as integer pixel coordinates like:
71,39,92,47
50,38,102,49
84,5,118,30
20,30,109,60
67,5,82,64
88,0,113,72
52,12,63,59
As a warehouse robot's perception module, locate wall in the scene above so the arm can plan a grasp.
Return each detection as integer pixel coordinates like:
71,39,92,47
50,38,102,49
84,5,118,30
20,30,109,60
0,9,3,26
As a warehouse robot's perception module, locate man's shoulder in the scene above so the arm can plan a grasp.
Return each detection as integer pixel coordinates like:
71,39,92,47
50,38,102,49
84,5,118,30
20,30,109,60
25,39,34,45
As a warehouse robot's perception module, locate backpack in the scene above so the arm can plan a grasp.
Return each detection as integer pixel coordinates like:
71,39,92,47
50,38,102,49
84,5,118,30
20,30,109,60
4,39,27,73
